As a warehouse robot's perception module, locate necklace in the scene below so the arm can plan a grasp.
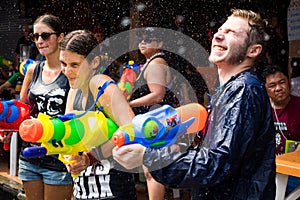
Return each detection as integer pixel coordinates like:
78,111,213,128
148,52,164,61
273,104,287,140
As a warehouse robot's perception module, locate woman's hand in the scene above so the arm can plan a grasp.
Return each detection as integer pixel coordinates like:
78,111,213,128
63,153,90,175
112,144,146,169
0,131,12,143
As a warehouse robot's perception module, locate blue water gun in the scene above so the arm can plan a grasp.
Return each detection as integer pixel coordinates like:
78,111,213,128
112,103,207,148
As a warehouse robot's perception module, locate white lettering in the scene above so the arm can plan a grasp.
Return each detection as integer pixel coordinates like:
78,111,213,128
87,176,100,199
98,175,113,198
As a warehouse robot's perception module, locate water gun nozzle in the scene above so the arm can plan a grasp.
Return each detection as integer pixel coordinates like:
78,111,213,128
19,119,43,142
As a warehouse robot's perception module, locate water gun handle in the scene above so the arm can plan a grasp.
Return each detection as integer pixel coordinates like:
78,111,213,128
23,146,80,178
58,154,81,178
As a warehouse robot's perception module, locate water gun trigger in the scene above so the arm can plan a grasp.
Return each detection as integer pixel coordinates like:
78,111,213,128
58,154,82,178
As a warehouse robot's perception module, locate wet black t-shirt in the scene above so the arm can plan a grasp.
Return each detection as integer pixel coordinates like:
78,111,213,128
19,61,70,172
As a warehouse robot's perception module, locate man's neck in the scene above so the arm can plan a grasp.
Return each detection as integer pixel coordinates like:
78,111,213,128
217,63,252,85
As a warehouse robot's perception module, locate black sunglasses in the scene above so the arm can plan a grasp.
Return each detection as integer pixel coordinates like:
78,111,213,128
30,32,59,42
138,37,157,44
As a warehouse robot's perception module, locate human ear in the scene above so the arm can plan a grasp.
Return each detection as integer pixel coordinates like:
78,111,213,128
58,32,65,43
158,41,164,49
247,44,262,58
91,56,100,70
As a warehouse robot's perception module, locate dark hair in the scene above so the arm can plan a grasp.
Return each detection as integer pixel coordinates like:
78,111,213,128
34,14,64,34
136,27,164,42
259,64,289,84
59,30,100,63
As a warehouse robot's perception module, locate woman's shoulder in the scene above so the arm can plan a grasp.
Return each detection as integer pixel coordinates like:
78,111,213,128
90,74,115,91
28,60,43,74
90,73,112,84
147,57,168,71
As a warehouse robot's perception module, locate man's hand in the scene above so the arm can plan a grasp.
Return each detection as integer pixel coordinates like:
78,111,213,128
112,144,146,169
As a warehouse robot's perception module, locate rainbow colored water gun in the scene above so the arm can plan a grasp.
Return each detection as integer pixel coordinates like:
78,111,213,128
19,111,118,157
0,100,31,150
112,103,207,148
19,110,118,177
0,55,13,67
118,60,139,100
19,58,38,76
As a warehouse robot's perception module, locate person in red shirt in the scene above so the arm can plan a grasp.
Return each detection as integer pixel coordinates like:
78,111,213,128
260,64,300,155
260,64,300,195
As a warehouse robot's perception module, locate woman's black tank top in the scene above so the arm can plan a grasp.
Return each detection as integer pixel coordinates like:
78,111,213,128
130,53,179,115
19,61,70,172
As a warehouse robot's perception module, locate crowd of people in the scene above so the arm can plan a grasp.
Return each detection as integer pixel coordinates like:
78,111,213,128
0,7,299,200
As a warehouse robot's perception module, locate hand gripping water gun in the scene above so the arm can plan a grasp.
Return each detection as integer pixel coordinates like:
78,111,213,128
112,103,208,148
0,100,31,150
19,58,38,76
0,55,13,67
19,110,118,177
117,60,139,100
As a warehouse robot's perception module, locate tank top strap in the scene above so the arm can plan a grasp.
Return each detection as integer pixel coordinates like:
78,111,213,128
137,52,165,80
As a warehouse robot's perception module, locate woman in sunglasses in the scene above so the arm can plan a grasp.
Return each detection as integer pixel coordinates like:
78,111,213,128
129,27,179,200
59,30,136,200
18,14,73,199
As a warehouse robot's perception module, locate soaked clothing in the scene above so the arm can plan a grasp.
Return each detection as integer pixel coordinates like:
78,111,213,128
19,61,70,172
129,53,179,115
273,95,300,155
72,89,136,200
144,69,276,199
